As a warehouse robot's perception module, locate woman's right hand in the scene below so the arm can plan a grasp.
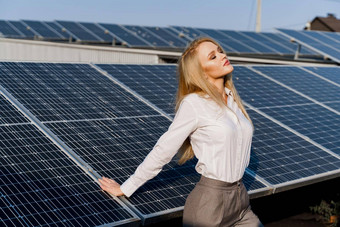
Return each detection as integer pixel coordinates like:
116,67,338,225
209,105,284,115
98,177,125,196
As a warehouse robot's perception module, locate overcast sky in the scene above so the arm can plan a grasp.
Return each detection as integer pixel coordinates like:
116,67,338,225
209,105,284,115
1,0,339,32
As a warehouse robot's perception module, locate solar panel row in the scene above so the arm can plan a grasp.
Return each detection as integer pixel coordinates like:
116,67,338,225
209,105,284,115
277,28,340,63
1,62,339,226
1,19,326,57
0,93,140,226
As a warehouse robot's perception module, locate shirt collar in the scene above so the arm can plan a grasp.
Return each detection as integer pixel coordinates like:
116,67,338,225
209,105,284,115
225,87,233,97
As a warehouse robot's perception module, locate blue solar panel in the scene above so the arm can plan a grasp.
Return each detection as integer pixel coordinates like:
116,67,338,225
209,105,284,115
0,123,139,226
0,95,30,125
79,22,116,42
122,25,171,47
55,21,102,42
277,29,340,63
143,26,188,48
44,21,70,39
7,21,36,38
259,33,317,55
218,30,274,54
1,62,338,225
257,104,340,156
99,23,150,47
303,66,340,85
22,20,64,39
0,62,158,122
44,117,266,220
170,26,202,40
0,20,23,38
233,66,314,108
96,64,178,115
247,109,340,185
252,66,340,112
193,28,239,53
0,94,140,226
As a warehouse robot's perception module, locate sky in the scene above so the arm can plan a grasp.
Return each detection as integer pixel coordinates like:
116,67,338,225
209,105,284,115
0,0,340,32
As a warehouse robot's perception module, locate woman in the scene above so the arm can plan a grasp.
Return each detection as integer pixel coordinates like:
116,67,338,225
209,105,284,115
99,37,263,227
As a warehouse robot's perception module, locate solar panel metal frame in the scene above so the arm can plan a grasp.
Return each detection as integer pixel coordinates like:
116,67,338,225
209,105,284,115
276,28,340,63
0,86,141,226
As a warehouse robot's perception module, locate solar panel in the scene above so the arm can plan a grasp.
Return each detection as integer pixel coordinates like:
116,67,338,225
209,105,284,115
190,28,239,53
55,21,103,42
2,62,339,225
99,23,150,47
218,30,274,54
252,66,340,112
0,95,30,125
0,62,269,224
122,25,171,47
0,92,140,226
277,29,340,63
143,26,188,48
96,64,178,115
7,21,36,38
232,66,314,108
43,117,266,221
232,66,340,155
0,20,23,38
170,26,318,56
246,108,340,188
44,21,70,39
79,22,116,43
255,104,340,156
0,62,159,122
21,20,64,39
303,66,340,85
96,63,340,190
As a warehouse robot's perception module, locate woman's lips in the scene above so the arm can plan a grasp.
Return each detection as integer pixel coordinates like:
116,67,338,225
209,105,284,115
224,59,230,66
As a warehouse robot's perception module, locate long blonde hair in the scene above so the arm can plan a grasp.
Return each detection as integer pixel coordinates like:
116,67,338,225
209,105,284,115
176,37,253,165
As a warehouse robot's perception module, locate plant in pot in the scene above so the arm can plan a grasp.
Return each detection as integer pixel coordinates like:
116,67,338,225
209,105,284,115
310,200,340,226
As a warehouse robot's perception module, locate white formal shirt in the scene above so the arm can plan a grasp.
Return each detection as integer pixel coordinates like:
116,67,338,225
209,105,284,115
120,87,254,197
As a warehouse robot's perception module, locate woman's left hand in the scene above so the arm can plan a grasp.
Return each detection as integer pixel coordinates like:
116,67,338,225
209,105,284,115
98,177,125,196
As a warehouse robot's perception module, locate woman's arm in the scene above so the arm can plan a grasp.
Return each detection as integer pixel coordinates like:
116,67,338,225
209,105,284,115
99,98,198,197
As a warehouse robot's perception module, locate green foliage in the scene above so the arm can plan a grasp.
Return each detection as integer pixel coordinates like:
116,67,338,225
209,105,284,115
310,200,340,226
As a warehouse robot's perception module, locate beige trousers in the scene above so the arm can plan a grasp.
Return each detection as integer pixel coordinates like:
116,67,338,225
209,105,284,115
183,176,263,227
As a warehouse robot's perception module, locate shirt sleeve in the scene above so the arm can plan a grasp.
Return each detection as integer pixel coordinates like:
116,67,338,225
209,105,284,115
120,99,198,197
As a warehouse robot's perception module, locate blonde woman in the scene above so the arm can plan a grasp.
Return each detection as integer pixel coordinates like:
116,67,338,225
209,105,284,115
99,37,263,227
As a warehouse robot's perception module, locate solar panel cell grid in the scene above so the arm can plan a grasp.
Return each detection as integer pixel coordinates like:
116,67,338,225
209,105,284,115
55,21,102,42
22,20,62,39
7,21,36,38
258,104,340,155
79,22,115,42
278,29,340,63
97,64,178,114
252,66,340,111
123,25,171,47
0,62,159,122
99,23,150,47
0,124,137,226
0,95,30,125
232,66,314,108
303,66,340,85
248,109,340,185
0,20,23,38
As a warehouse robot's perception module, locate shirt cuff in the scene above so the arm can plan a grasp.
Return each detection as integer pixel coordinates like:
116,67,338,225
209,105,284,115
120,178,138,198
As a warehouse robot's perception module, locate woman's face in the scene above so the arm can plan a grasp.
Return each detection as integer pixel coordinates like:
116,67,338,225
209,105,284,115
197,41,233,81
